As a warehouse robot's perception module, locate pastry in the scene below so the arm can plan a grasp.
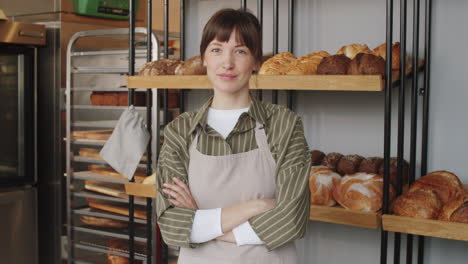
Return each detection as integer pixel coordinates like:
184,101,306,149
310,150,326,166
392,188,442,219
286,51,330,75
309,166,341,206
409,170,464,205
316,54,351,75
347,53,385,75
336,154,364,175
438,193,468,223
321,152,343,171
138,58,181,76
336,43,372,59
359,157,384,174
258,52,297,75
372,42,401,70
333,172,394,212
175,55,206,75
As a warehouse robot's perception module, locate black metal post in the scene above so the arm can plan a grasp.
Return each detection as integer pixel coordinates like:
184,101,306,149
272,0,279,104
241,0,247,10
380,0,393,263
128,0,136,263
163,0,169,125
180,0,186,113
286,0,294,109
418,0,432,262
256,0,263,101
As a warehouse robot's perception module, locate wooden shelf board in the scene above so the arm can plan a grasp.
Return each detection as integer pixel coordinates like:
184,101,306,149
125,182,157,198
127,75,384,92
382,215,468,242
309,205,381,229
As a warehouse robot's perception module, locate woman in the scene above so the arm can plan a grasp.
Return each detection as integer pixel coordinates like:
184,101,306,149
156,8,311,264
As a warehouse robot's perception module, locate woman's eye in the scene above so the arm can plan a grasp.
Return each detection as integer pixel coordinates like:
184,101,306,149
235,49,247,54
211,48,221,53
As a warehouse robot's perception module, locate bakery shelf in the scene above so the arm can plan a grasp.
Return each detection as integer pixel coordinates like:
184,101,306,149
72,156,148,169
72,120,119,128
72,66,140,74
72,171,127,184
68,138,107,146
309,205,381,229
72,105,147,110
72,226,147,243
73,191,147,206
127,75,384,91
124,182,157,198
382,215,468,242
71,48,149,57
74,207,147,224
74,242,147,261
71,87,148,92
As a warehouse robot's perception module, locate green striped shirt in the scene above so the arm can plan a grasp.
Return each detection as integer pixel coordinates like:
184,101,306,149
155,93,311,251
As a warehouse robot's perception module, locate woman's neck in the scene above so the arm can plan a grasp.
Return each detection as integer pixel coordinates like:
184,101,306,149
211,90,251,110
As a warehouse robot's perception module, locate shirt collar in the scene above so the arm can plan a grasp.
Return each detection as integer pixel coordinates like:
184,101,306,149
188,92,269,135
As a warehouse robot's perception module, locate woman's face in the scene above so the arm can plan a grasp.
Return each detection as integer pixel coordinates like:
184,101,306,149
203,30,258,95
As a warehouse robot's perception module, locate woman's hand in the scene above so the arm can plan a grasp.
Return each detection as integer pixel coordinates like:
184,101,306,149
215,231,236,243
162,177,198,209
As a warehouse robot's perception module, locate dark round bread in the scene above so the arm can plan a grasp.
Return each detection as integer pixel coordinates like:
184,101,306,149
359,157,384,174
310,150,326,166
321,152,344,171
337,154,364,175
317,54,351,75
378,157,409,187
348,53,385,75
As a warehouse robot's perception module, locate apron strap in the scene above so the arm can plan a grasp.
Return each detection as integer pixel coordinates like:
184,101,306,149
254,122,270,151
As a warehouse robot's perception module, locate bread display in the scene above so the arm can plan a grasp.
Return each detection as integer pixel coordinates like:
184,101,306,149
258,52,297,75
392,188,442,219
316,54,351,75
378,157,409,187
359,157,384,174
336,44,372,59
333,172,394,212
336,154,364,175
90,92,146,107
309,166,342,206
107,239,143,264
310,150,326,166
372,42,401,70
438,193,468,223
80,215,127,228
409,170,464,205
285,51,330,75
347,53,386,75
138,58,181,76
175,55,206,75
321,152,343,171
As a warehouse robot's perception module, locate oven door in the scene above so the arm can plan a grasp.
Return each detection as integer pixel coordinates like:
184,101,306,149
0,44,36,186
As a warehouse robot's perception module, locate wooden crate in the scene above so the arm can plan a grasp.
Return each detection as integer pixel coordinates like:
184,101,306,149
309,205,381,229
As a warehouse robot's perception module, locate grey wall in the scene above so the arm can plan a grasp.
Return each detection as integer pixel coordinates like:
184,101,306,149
183,0,468,263
0,0,58,16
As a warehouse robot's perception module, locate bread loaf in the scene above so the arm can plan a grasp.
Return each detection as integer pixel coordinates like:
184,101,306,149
80,215,127,228
409,170,464,205
107,239,143,264
378,157,409,187
138,58,181,76
336,44,372,59
438,193,468,223
347,53,385,75
309,166,341,206
392,188,442,219
372,42,401,70
333,172,394,212
316,54,351,75
258,52,297,75
359,157,384,174
175,55,206,75
285,51,330,75
337,154,364,175
321,152,343,171
310,150,326,166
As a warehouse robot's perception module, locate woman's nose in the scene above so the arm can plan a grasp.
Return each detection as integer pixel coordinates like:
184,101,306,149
222,53,235,69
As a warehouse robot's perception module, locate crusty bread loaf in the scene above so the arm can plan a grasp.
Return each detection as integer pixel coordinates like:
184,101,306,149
336,44,372,59
438,193,468,223
80,215,127,228
309,166,341,206
138,58,181,76
286,51,330,75
337,154,364,175
175,55,206,75
107,240,143,264
378,157,409,187
258,52,297,75
310,150,326,166
347,53,385,75
321,152,344,171
316,54,351,75
359,157,384,174
372,42,401,70
333,172,394,212
392,188,442,219
409,170,464,205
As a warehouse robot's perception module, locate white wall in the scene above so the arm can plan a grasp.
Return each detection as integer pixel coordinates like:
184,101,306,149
183,0,468,263
0,0,57,16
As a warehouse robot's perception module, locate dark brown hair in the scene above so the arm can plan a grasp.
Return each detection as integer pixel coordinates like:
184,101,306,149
200,8,262,63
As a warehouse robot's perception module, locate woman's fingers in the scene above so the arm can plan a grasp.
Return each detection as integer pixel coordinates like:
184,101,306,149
163,178,198,209
172,177,192,195
164,182,191,202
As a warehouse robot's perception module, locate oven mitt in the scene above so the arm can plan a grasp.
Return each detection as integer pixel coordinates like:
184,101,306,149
100,105,150,180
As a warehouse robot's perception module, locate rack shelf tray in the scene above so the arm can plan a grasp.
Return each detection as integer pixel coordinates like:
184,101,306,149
309,205,381,229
